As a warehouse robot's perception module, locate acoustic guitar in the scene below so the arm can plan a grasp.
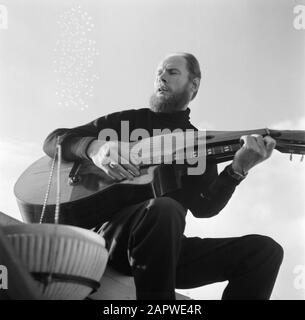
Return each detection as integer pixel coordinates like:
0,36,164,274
14,129,305,229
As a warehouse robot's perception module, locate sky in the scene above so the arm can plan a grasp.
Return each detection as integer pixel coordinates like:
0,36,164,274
0,0,305,299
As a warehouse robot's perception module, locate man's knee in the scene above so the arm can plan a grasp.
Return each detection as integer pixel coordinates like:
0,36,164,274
146,197,186,228
244,234,284,266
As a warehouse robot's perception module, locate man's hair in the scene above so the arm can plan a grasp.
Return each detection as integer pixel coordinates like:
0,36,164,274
173,52,201,100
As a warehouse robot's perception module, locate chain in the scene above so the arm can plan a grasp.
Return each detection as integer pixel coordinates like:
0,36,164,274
39,137,62,291
54,143,62,224
39,141,58,224
40,136,62,224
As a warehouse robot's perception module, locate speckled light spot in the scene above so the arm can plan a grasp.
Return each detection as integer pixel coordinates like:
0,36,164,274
53,6,100,111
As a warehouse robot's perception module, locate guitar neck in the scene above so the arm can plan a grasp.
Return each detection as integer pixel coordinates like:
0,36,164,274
137,128,279,166
205,128,305,162
204,128,274,163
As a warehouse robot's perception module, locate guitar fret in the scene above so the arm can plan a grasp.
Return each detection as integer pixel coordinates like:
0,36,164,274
207,144,236,157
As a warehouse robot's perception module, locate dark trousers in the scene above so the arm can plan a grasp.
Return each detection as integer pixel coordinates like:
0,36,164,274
98,197,284,300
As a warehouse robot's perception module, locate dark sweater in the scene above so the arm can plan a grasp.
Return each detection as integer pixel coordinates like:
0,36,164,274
43,107,242,218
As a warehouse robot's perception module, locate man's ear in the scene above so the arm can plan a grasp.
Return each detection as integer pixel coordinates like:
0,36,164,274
192,77,200,92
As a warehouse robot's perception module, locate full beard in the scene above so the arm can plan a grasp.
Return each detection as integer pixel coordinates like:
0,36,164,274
149,87,191,114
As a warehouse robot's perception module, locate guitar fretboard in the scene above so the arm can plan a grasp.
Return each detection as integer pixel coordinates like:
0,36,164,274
134,128,305,166
139,141,243,166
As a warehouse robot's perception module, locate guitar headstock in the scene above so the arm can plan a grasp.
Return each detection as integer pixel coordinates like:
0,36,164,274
269,129,305,161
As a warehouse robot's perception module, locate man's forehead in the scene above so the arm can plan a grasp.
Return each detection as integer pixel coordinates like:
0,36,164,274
157,55,187,70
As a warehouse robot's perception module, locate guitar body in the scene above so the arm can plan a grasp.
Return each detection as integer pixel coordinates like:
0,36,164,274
14,157,184,228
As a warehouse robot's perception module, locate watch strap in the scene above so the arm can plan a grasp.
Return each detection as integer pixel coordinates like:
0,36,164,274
226,164,248,181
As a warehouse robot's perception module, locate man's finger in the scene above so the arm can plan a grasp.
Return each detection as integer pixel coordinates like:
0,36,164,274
101,155,111,166
264,136,276,154
240,135,258,149
104,166,123,181
122,162,141,177
251,134,265,150
115,162,134,180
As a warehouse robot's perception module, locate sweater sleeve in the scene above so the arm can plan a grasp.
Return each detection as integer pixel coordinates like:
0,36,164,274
181,163,242,218
43,109,136,161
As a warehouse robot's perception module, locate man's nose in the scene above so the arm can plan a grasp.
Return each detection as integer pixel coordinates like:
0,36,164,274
159,71,167,83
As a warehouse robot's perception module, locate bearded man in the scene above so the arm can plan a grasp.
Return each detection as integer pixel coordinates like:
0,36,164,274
43,52,283,300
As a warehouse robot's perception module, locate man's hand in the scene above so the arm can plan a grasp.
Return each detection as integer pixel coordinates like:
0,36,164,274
232,134,276,175
87,140,141,181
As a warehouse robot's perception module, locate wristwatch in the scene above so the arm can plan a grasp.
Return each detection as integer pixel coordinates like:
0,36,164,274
226,164,248,182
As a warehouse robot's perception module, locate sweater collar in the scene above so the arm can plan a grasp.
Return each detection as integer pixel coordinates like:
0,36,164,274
151,108,191,125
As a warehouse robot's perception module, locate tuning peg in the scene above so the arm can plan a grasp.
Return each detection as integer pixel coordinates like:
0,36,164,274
301,155,304,162
290,153,293,161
